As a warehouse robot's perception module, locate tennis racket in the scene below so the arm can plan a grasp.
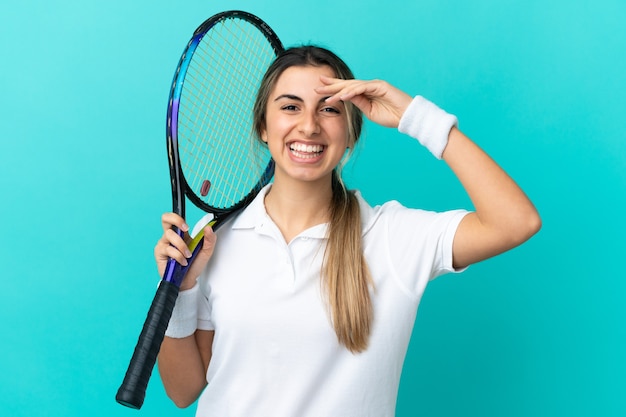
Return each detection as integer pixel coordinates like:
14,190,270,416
116,10,282,409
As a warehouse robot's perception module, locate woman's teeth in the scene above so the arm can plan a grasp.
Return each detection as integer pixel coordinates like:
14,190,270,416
289,143,324,158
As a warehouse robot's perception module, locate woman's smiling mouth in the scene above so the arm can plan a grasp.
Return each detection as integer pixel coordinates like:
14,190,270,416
288,142,326,159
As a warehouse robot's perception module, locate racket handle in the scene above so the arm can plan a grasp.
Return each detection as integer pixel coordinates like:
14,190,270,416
116,279,179,409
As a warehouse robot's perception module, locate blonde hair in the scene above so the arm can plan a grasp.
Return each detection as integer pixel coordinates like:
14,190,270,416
252,46,373,353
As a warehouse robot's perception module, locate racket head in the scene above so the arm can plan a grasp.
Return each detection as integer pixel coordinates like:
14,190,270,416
166,10,282,220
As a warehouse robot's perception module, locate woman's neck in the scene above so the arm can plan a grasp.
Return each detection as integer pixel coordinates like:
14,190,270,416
264,175,332,243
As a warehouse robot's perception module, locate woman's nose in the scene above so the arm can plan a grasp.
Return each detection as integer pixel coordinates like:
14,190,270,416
298,111,320,137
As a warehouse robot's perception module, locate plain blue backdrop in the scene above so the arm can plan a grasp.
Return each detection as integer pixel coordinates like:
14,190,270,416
1,1,624,416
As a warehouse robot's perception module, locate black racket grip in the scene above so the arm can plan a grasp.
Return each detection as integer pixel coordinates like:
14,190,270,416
116,280,180,409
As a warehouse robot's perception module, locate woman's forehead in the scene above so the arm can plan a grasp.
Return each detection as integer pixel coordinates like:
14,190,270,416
272,65,335,90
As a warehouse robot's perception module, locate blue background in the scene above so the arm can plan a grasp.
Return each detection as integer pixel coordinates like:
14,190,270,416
1,0,624,416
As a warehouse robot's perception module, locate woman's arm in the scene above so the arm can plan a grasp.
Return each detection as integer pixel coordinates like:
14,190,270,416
154,213,217,407
319,77,541,268
442,127,541,268
158,330,213,408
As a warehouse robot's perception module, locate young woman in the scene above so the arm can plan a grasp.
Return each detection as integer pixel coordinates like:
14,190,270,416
154,46,541,416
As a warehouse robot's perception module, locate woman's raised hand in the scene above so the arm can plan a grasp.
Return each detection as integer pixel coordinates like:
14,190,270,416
154,213,217,290
316,76,413,128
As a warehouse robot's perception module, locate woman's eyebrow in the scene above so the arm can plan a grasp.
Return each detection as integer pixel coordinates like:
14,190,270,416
274,94,332,103
274,94,302,102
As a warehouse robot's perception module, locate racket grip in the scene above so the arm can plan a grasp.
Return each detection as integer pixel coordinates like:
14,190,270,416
116,280,180,409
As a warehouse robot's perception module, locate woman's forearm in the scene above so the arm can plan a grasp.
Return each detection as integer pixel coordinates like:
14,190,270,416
158,330,213,408
443,127,541,267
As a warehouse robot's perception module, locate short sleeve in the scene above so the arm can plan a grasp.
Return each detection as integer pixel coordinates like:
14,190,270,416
378,202,469,297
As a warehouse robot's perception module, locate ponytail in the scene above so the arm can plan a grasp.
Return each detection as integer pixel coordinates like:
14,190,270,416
322,170,373,353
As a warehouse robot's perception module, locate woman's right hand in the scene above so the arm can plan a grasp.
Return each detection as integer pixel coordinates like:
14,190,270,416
154,213,217,290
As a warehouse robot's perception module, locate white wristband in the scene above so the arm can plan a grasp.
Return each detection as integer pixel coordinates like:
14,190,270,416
398,95,458,159
164,283,200,338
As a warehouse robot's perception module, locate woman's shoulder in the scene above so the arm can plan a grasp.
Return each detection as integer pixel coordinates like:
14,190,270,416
354,190,469,236
355,191,411,236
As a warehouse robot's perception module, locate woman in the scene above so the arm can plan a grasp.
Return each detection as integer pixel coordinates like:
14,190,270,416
155,46,541,416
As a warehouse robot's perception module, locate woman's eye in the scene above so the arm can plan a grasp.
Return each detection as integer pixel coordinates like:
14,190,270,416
281,105,298,111
321,106,340,114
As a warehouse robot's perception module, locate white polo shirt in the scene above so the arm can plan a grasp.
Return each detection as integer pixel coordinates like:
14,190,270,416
193,185,468,417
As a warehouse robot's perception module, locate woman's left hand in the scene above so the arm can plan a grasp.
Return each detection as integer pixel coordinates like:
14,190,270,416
316,76,413,128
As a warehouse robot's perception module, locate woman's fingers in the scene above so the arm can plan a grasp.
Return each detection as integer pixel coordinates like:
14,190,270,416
155,213,218,285
317,76,379,103
317,76,412,128
161,212,189,233
158,212,193,261
164,228,192,258
178,225,217,290
155,232,191,274
162,242,190,267
155,213,193,277
201,225,217,255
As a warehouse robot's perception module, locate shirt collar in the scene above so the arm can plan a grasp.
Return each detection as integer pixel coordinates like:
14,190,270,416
231,183,274,229
231,184,382,238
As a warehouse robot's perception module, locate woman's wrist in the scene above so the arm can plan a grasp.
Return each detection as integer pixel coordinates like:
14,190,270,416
164,283,200,338
398,95,458,159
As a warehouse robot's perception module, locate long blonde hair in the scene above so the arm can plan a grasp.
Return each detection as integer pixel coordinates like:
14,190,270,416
252,46,373,353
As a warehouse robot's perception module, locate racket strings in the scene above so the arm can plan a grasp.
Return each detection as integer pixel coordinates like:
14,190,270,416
176,18,276,209
182,47,264,201
183,25,271,194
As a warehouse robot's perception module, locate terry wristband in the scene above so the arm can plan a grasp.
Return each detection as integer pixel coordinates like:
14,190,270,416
164,283,200,338
398,95,458,159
